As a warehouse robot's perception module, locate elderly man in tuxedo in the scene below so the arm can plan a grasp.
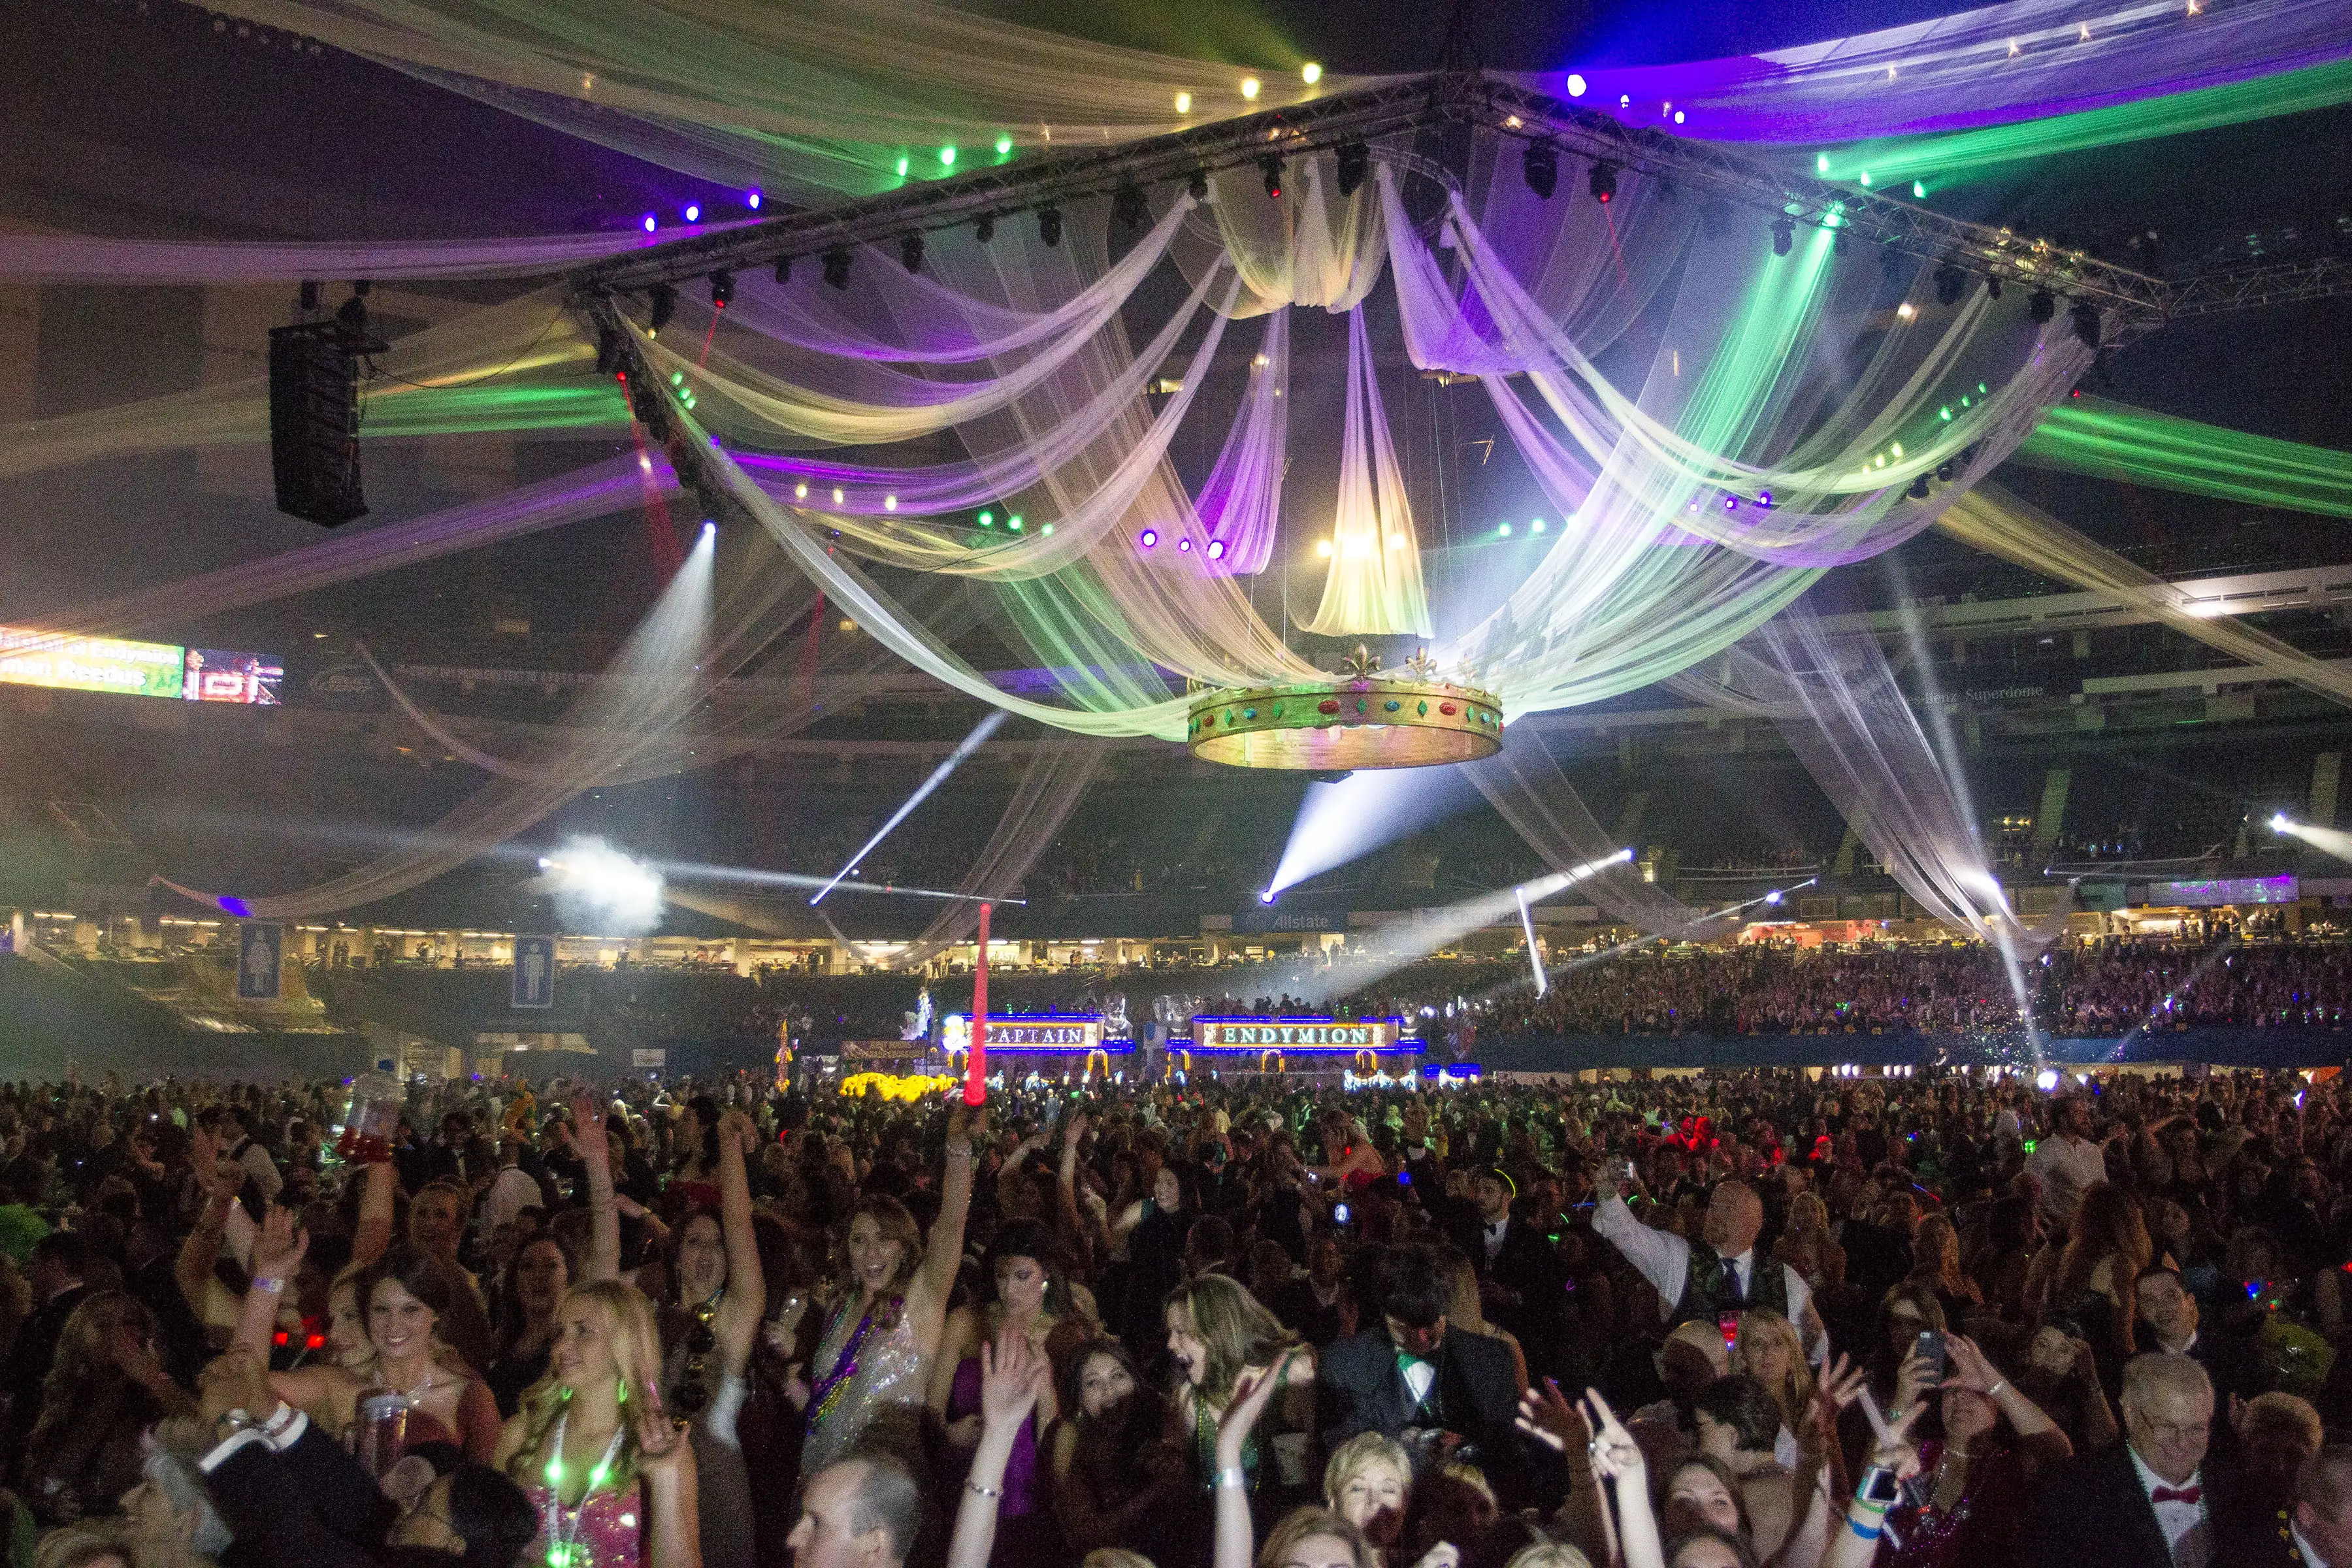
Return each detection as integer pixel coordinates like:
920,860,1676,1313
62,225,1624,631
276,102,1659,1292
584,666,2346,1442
2019,1352,2240,1568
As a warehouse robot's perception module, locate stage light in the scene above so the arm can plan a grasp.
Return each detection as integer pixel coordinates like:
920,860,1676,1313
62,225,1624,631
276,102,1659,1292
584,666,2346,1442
901,233,924,273
2029,287,2056,323
823,246,852,290
1207,539,1226,559
773,255,791,285
974,214,995,243
1335,140,1369,198
1857,172,1872,188
1588,161,1618,203
1316,539,1334,558
641,212,657,233
1188,169,1209,202
1935,263,1965,305
794,482,808,499
1139,529,1158,548
1530,517,1546,534
1178,538,1193,552
1765,889,1783,905
746,189,762,210
1038,204,1063,246
895,156,910,177
1240,76,1260,100
1757,490,1772,508
1113,182,1149,231
1771,218,1793,256
1260,154,1284,199
684,203,700,223
1896,301,1917,321
1302,62,1322,84
1936,460,1955,482
978,510,995,527
1566,73,1587,97
709,269,734,308
1260,890,1277,904
1175,91,1192,113
2070,299,2102,348
2273,813,2292,832
702,520,716,537
1497,522,1512,537
995,134,1014,156
647,283,676,333
1986,274,2002,300
1040,523,1052,536
1907,474,1931,498
1009,514,1023,530
1522,140,1558,200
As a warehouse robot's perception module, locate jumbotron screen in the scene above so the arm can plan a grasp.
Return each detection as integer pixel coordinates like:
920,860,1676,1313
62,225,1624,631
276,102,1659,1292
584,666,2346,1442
0,627,282,704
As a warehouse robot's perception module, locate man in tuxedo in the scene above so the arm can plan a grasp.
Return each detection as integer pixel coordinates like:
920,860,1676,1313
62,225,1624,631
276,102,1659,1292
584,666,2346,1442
2019,1352,2234,1568
0,1229,86,1468
2217,1445,2352,1567
1315,1241,1526,1503
2138,1265,2259,1412
1445,1168,1565,1372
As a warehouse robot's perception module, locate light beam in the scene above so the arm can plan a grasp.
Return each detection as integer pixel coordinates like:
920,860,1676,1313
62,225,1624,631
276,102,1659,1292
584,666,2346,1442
811,710,1008,904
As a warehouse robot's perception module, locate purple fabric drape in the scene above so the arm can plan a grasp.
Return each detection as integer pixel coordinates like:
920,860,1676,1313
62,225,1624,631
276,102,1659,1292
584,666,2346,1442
1507,0,2352,144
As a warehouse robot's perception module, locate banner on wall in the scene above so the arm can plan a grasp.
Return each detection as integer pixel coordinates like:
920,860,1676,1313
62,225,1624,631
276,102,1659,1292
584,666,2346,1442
236,923,283,1000
1193,1017,1406,1051
512,935,555,1008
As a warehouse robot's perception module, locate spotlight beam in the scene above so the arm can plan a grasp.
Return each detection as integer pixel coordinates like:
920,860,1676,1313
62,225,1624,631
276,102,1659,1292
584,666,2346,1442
655,858,1018,904
810,710,1007,905
1515,887,1547,998
2273,815,2352,867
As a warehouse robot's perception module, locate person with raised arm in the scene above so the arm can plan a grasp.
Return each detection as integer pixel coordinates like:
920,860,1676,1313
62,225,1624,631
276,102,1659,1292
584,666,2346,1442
657,1105,764,1568
1213,1346,1377,1568
943,1322,1051,1568
792,1098,983,1475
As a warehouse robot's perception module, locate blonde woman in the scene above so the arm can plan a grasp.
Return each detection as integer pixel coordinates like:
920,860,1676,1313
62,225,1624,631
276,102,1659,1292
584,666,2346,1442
1732,1311,1814,1468
495,1279,700,1568
1164,1273,1313,1499
1323,1432,1412,1565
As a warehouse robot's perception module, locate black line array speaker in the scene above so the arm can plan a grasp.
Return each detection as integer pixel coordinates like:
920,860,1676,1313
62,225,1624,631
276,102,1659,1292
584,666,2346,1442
268,321,369,527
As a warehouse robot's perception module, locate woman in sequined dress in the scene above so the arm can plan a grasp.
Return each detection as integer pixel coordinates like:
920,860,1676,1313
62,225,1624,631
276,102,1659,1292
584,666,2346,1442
496,1279,701,1568
790,1101,983,1477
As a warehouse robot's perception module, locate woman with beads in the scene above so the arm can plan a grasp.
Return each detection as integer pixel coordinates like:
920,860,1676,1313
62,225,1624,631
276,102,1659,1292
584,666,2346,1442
651,1107,764,1568
497,1279,700,1568
789,1101,983,1477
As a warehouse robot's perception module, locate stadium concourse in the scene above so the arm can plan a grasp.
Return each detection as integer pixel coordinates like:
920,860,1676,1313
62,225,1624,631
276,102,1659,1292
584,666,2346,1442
14,0,2352,1567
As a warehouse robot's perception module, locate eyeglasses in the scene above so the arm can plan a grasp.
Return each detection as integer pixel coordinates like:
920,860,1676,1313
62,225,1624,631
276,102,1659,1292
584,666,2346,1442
2131,1414,2210,1445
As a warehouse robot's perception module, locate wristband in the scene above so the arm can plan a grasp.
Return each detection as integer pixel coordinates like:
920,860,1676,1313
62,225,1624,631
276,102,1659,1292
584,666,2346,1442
1985,1380,2008,1401
1846,1516,1882,1542
252,1276,287,1294
1216,1466,1247,1490
1854,1494,1893,1515
965,1480,1002,1499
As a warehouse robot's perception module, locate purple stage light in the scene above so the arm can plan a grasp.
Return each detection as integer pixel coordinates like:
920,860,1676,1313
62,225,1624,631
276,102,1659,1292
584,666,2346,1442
1207,539,1226,560
1178,538,1193,552
1757,490,1773,509
1139,529,1158,549
219,896,253,917
642,213,658,233
746,190,762,210
1723,494,1738,510
1258,890,1276,905
684,203,701,223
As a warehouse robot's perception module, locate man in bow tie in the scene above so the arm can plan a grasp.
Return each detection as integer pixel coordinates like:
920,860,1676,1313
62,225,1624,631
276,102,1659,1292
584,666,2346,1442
2020,1352,2241,1568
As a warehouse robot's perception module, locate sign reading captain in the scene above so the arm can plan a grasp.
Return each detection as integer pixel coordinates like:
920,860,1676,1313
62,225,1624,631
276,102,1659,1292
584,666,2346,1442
1195,1018,1401,1052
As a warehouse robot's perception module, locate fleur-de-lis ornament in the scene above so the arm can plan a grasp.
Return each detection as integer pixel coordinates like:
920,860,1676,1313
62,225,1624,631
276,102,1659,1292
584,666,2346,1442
1337,644,1382,681
1402,647,1441,681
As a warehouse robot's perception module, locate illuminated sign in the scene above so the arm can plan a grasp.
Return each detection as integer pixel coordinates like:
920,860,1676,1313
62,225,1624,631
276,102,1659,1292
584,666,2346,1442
941,1013,1109,1053
2149,875,2298,907
0,627,184,698
184,648,284,705
0,627,282,705
1193,1017,1413,1054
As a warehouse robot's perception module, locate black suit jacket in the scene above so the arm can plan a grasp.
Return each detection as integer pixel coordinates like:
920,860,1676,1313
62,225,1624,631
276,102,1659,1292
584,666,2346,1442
2017,1443,2242,1568
1315,1326,1524,1498
208,1424,399,1568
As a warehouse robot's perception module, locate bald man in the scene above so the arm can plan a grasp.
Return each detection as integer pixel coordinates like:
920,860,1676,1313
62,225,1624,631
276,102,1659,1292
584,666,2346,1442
2020,1352,2244,1568
1593,1177,1823,1357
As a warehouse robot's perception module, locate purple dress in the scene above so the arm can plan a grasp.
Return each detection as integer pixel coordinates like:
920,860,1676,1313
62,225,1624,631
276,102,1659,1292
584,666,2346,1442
949,1355,1039,1519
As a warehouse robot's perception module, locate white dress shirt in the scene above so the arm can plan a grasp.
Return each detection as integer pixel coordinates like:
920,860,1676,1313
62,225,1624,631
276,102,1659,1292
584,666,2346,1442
1593,1194,1817,1346
2128,1446,2212,1568
1399,1356,1437,1411
2027,1131,2108,1226
1483,1217,1508,1263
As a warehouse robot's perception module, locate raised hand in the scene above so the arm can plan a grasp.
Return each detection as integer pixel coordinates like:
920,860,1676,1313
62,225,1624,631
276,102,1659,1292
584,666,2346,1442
569,1094,610,1164
1580,1387,1645,1484
978,1324,1049,1432
1215,1348,1297,1467
1817,1351,1869,1412
1943,1333,1999,1394
718,1108,758,1157
250,1205,308,1284
636,1411,695,1486
1514,1376,1590,1454
1063,1113,1088,1153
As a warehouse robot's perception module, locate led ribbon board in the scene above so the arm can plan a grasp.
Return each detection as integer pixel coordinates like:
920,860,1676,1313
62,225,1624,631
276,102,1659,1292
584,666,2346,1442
1192,1016,1416,1054
940,1013,1114,1053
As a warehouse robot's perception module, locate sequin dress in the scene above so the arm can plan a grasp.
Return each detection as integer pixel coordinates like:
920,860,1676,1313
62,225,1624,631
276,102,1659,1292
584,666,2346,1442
521,1481,643,1568
800,1298,927,1477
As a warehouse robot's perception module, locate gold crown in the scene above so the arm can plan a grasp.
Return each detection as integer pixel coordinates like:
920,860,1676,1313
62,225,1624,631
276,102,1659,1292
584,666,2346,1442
1185,658,1505,770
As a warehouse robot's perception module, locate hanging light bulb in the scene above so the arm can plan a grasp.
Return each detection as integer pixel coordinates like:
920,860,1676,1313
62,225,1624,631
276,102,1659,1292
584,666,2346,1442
1037,204,1063,247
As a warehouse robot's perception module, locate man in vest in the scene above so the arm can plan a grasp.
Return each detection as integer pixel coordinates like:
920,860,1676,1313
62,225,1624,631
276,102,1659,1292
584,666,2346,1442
1593,1175,1824,1360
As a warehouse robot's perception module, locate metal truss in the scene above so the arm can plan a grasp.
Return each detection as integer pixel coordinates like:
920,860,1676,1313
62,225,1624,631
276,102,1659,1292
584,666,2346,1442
572,71,2327,344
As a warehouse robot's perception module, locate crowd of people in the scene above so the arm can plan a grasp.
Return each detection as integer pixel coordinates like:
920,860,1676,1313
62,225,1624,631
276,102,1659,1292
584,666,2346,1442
2,1062,2351,1568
